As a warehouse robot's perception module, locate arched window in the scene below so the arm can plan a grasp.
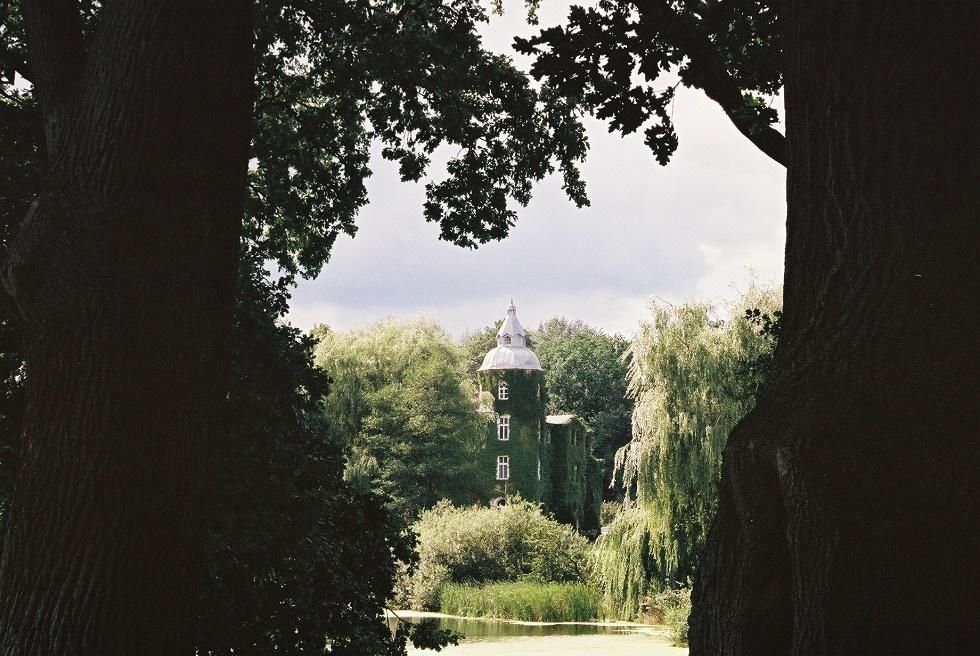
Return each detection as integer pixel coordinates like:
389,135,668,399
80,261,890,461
497,415,510,441
496,456,510,480
498,381,509,400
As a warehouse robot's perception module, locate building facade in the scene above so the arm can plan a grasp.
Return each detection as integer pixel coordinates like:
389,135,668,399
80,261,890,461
477,302,601,533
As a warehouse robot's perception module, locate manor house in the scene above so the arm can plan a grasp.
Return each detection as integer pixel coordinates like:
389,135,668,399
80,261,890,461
477,302,602,533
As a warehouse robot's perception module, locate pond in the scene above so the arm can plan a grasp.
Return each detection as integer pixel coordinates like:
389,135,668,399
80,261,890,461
388,611,689,656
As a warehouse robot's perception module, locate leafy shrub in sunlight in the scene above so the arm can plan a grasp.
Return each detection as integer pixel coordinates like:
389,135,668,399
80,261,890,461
400,498,591,610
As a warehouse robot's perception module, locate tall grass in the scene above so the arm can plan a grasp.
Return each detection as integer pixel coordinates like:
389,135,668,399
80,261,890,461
440,582,600,622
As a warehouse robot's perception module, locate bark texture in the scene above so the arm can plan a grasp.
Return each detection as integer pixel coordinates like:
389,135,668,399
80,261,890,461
690,2,979,654
0,2,253,654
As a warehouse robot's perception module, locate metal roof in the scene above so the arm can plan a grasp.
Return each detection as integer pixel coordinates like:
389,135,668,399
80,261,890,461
545,414,577,425
477,301,543,371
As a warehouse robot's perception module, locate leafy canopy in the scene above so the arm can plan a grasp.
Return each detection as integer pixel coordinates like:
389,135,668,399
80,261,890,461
594,285,781,618
515,0,784,165
532,318,633,499
314,319,490,522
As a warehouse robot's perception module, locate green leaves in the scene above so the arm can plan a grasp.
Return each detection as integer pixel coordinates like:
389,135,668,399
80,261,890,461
314,319,490,522
250,0,591,274
516,0,782,165
594,285,781,617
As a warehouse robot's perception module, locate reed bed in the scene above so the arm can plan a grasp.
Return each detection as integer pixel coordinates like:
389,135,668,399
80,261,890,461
439,582,600,622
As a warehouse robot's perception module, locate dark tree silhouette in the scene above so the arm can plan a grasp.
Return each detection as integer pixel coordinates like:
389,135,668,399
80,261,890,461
0,1,253,653
689,2,978,652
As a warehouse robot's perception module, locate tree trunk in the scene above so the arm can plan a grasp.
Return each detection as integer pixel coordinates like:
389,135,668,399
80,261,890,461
690,3,978,654
0,2,253,654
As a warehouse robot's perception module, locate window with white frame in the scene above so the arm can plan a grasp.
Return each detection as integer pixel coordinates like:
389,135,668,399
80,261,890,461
503,334,512,345
497,455,510,480
498,381,509,400
497,415,510,441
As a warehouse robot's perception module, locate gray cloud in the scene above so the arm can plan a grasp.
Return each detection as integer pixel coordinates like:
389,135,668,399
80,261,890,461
288,3,785,337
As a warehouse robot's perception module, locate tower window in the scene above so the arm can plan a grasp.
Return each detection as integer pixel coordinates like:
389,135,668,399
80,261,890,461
503,334,512,345
497,415,510,441
497,456,510,480
498,381,509,400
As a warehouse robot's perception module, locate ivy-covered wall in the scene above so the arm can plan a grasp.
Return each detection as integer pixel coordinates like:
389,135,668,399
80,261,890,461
478,369,546,503
477,368,601,533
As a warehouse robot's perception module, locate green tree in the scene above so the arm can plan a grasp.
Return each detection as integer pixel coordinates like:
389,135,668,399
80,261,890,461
0,1,589,649
594,286,780,619
532,318,632,500
197,258,423,656
520,2,977,651
315,319,490,521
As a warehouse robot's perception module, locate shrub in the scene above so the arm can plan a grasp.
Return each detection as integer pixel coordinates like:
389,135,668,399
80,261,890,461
440,582,600,622
402,498,591,609
599,500,621,526
651,588,691,646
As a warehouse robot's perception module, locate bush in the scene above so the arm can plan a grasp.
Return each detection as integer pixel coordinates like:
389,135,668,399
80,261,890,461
651,588,691,646
401,498,592,610
440,582,600,622
599,500,621,526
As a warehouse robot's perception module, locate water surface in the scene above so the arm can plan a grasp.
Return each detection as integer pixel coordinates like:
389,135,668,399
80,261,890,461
389,611,688,655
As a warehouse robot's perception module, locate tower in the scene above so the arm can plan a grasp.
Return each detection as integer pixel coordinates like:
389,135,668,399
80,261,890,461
477,302,549,505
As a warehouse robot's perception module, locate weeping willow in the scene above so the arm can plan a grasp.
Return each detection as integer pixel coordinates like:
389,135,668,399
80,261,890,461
594,286,781,618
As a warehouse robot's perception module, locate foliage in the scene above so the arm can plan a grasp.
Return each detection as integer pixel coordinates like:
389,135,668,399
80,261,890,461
460,324,499,385
0,86,39,529
440,582,599,622
532,318,633,499
593,286,781,618
403,498,592,610
247,0,588,278
651,588,691,646
194,256,450,655
514,0,784,164
314,319,489,522
599,500,621,526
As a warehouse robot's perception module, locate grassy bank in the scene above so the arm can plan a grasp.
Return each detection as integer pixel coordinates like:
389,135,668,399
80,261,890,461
440,582,600,622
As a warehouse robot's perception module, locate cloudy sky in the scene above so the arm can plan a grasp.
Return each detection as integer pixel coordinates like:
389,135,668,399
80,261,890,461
287,2,786,338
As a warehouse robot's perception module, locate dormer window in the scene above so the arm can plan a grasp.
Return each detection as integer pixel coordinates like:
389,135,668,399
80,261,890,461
498,381,509,400
503,334,512,345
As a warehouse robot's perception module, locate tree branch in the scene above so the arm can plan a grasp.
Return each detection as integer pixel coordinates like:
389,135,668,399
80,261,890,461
640,1,786,167
0,46,32,83
21,0,84,116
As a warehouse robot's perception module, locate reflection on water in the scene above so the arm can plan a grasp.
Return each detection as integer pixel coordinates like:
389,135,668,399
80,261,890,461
388,612,653,643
